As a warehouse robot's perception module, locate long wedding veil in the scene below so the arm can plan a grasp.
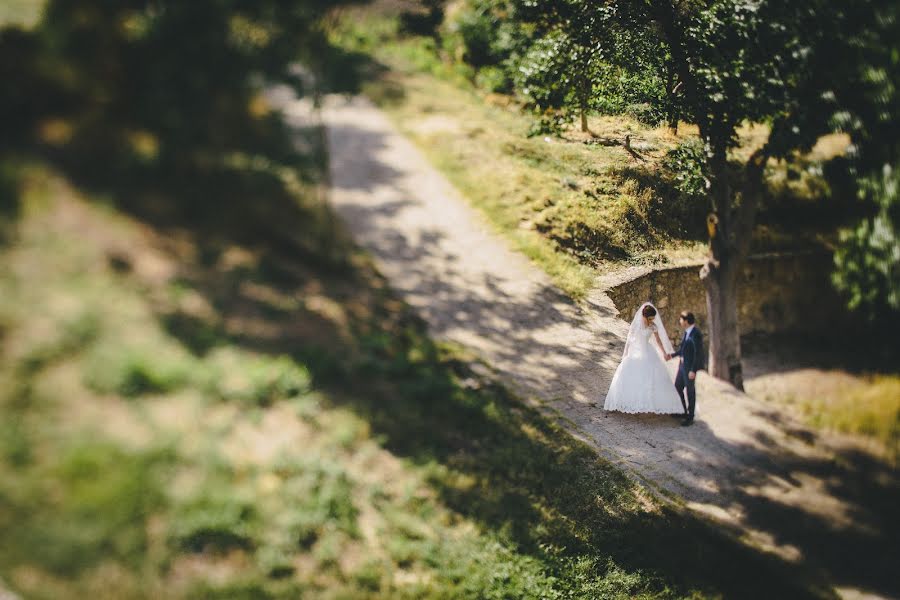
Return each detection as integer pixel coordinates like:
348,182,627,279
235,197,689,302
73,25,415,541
622,302,675,360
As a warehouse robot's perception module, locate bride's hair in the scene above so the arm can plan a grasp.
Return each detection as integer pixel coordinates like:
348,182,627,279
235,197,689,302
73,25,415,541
641,304,657,319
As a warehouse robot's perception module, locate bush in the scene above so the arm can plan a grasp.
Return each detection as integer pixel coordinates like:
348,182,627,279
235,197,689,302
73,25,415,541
527,108,570,138
624,102,664,127
475,65,511,93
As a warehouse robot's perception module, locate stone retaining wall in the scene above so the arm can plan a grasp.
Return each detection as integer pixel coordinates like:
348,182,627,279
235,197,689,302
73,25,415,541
606,253,849,345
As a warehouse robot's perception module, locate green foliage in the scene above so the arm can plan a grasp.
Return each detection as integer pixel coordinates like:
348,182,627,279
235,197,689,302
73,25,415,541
84,344,192,397
170,490,257,553
513,31,572,110
820,2,900,316
187,581,277,600
0,440,169,576
661,138,709,205
447,0,521,69
475,65,511,93
205,350,313,407
623,103,663,127
0,0,362,197
833,163,900,319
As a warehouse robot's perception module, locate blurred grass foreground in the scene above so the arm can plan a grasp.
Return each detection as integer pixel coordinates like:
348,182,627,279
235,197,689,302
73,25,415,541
0,1,883,599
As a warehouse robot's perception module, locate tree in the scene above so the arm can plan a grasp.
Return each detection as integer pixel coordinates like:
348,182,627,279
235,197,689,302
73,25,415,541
833,163,900,319
514,0,616,132
635,0,877,388
0,0,363,175
512,0,675,132
632,0,900,388
824,2,900,324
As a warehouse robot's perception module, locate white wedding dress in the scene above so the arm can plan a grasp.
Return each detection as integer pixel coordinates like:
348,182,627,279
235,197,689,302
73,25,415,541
603,304,684,414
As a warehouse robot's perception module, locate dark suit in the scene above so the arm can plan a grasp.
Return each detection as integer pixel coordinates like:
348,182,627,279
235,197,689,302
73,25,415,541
672,326,704,419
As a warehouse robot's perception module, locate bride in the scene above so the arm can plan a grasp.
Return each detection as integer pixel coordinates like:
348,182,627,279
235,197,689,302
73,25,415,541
603,302,685,414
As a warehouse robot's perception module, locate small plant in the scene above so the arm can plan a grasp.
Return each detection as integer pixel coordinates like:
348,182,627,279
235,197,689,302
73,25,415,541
170,494,256,553
475,66,511,94
83,345,192,397
623,102,664,127
206,350,312,407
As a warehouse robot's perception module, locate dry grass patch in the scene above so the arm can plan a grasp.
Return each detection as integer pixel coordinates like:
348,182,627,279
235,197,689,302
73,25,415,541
746,370,900,461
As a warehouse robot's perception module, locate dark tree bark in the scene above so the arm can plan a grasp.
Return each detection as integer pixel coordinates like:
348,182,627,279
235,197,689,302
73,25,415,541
700,146,769,390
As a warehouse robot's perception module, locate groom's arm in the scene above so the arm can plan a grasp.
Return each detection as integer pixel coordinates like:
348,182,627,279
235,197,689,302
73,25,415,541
682,340,696,376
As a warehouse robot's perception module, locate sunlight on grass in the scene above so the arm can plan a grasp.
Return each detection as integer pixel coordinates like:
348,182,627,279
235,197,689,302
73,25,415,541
747,370,900,460
812,376,900,456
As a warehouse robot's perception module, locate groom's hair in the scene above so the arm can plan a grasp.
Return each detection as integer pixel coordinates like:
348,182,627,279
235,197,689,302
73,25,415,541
680,311,695,325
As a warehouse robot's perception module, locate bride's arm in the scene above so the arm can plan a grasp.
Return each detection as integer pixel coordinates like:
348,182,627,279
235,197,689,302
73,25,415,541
652,330,668,356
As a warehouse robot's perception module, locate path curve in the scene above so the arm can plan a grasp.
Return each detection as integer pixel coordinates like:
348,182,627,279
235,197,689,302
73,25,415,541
271,90,895,598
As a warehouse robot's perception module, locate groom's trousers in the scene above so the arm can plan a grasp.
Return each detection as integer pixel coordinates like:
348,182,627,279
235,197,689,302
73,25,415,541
675,364,695,418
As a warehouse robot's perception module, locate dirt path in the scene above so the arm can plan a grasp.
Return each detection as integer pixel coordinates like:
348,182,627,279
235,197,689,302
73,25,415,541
286,92,896,598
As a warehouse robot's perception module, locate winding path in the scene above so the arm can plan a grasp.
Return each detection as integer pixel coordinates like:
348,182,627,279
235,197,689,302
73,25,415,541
271,87,897,598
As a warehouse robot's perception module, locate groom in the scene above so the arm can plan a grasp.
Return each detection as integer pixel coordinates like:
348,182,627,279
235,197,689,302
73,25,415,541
667,311,703,426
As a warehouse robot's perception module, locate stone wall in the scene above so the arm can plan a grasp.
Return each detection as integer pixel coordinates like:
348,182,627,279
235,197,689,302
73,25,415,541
605,253,850,345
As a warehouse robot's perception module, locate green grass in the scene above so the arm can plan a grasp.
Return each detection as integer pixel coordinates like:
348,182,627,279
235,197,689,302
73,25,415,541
0,161,836,598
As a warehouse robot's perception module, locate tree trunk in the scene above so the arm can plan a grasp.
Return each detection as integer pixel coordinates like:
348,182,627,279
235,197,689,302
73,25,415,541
700,145,768,390
578,74,590,133
700,145,747,389
701,259,744,390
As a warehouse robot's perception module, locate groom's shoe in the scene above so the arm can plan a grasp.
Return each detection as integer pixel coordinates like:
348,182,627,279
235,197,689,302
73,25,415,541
680,417,694,427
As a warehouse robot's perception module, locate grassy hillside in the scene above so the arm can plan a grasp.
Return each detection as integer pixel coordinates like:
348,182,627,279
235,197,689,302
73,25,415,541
330,11,854,300
0,158,834,598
